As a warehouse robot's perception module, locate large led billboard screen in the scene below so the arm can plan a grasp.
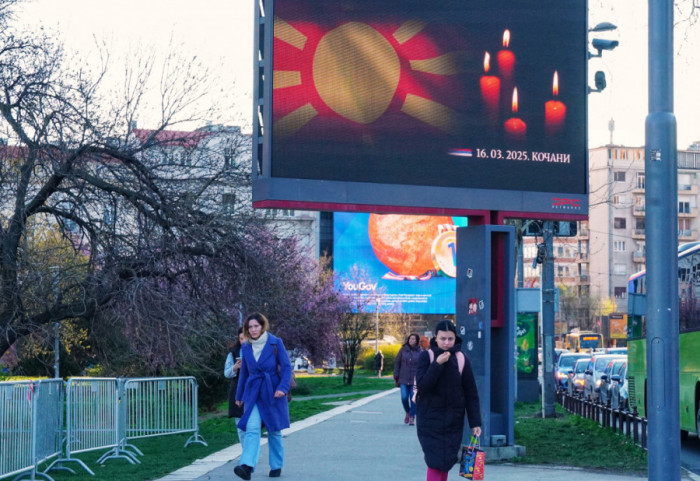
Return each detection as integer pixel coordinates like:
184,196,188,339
253,0,588,217
334,213,468,314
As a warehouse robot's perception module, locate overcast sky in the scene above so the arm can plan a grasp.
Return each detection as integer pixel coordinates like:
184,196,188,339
16,0,700,149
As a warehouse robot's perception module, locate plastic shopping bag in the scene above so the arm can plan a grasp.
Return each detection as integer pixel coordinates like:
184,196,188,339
459,436,485,480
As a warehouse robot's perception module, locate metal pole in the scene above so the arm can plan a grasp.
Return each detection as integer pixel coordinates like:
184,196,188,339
541,221,556,417
51,266,60,379
375,298,380,353
646,0,679,478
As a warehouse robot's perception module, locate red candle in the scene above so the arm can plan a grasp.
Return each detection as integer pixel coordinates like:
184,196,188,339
504,87,526,141
497,30,515,79
545,71,567,135
479,52,501,124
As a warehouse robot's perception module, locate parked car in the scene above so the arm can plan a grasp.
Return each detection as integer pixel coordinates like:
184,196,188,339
609,362,629,410
566,357,591,395
583,354,626,401
606,347,628,355
599,358,627,405
554,352,591,390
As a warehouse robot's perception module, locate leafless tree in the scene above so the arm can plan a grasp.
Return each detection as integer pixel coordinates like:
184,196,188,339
0,2,343,382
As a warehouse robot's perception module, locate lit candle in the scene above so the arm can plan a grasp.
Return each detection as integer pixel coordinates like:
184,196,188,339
497,30,515,79
504,87,526,141
479,52,501,125
545,71,567,135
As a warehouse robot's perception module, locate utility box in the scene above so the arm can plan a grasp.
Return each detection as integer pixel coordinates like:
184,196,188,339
456,225,515,448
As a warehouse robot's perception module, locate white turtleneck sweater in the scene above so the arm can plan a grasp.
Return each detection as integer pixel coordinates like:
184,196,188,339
250,331,269,361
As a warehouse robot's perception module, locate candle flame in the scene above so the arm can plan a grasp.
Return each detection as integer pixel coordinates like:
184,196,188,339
553,71,559,97
503,29,511,48
512,87,518,113
483,52,491,73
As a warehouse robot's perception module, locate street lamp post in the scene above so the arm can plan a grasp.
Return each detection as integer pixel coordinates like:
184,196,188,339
375,298,380,353
50,266,60,379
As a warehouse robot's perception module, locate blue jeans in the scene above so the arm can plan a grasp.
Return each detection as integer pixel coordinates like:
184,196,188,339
239,404,284,470
400,383,416,416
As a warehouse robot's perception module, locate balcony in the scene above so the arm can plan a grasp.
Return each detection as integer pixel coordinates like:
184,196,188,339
679,184,699,195
576,252,589,262
576,275,590,285
632,205,646,217
679,230,699,241
632,229,646,240
632,184,645,193
678,207,699,218
633,251,646,263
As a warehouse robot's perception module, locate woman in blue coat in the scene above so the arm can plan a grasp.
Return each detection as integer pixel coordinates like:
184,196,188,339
234,313,292,480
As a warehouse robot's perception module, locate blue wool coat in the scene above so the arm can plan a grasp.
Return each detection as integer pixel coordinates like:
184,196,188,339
235,333,292,432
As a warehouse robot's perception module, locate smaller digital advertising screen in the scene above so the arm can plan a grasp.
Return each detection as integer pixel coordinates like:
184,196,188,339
334,213,468,314
254,0,588,216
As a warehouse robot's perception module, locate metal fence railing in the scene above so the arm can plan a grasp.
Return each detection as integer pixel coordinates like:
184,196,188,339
0,376,207,479
557,389,648,449
1,379,65,481
47,378,122,475
0,381,34,480
123,377,206,447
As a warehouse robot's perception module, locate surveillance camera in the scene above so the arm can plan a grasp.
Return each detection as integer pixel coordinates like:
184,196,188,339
594,71,606,90
592,38,619,51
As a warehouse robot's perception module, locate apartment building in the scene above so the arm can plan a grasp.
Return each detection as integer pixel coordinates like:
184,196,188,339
585,144,700,313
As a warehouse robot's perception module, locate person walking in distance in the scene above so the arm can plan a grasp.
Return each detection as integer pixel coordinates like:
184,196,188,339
234,313,292,480
393,333,422,425
225,327,246,446
415,320,482,481
374,349,384,376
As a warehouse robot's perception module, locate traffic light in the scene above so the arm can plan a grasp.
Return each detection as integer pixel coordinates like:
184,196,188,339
536,243,547,264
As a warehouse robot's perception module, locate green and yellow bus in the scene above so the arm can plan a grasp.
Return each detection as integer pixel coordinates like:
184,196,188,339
564,331,604,352
627,241,700,436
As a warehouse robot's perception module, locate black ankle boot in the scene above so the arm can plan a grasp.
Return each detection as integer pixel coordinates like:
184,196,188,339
234,464,252,480
269,468,282,477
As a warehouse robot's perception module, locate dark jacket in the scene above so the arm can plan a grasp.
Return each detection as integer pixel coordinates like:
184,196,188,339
227,345,244,418
393,343,422,385
236,333,292,432
415,337,482,472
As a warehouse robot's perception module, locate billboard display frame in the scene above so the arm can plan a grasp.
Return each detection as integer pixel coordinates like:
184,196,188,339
252,0,589,219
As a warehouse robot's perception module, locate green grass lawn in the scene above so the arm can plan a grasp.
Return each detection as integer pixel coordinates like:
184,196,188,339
512,401,647,473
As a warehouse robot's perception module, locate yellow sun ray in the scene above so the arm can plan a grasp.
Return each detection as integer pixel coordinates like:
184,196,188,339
273,103,318,139
274,16,307,50
410,52,469,75
393,20,425,45
401,94,459,135
273,70,302,89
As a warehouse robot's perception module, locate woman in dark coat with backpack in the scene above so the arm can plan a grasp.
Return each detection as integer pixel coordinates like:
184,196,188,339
393,333,422,425
415,320,482,481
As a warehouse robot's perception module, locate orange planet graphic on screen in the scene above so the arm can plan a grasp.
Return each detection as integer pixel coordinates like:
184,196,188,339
368,214,454,277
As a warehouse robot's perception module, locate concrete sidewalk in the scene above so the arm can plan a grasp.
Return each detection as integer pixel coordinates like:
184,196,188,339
157,389,694,481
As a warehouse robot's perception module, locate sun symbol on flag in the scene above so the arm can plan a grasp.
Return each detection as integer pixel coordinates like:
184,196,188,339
272,18,467,140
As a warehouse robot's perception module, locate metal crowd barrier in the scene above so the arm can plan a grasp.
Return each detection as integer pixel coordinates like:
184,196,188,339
1,379,65,481
47,378,121,475
3,376,206,479
0,381,33,480
123,377,206,447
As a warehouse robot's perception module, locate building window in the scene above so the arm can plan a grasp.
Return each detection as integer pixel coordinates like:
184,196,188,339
614,287,627,298
614,241,626,252
614,217,626,229
224,147,234,169
612,195,626,205
222,193,235,213
679,201,691,214
614,171,626,182
636,173,645,189
614,263,627,275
